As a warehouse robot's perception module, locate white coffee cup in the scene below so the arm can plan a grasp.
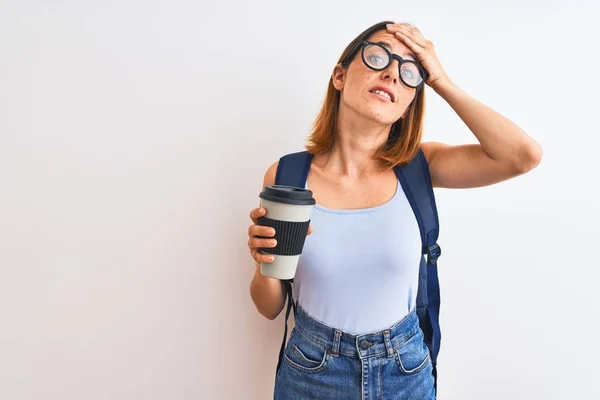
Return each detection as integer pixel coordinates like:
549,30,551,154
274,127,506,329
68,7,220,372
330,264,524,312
258,185,315,280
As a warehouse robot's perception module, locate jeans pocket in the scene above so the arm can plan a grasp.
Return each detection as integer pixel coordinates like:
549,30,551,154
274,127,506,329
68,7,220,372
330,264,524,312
283,330,330,373
394,328,431,375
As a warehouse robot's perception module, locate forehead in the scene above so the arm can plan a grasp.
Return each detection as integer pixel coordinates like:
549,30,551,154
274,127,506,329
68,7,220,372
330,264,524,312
366,31,416,60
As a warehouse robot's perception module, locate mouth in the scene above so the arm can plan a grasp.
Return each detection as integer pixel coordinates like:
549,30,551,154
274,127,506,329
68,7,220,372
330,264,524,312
369,86,395,103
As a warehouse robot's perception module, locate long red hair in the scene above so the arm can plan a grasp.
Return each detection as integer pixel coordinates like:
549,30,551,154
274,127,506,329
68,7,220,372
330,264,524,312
305,21,426,169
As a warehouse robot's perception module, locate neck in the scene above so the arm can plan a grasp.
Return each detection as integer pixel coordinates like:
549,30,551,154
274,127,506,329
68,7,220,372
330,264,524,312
320,106,392,179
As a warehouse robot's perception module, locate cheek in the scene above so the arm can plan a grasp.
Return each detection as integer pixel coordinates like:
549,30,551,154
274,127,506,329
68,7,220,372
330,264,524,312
341,81,368,110
343,68,371,101
396,88,416,106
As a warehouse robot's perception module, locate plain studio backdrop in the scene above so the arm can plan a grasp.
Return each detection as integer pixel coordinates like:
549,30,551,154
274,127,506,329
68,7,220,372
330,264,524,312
1,0,599,399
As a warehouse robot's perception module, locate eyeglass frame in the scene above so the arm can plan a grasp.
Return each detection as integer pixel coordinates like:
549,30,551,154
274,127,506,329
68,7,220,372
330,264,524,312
340,40,429,89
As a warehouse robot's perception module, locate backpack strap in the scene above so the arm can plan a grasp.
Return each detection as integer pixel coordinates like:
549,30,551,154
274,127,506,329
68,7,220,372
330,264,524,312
394,148,442,391
275,151,313,189
272,151,313,375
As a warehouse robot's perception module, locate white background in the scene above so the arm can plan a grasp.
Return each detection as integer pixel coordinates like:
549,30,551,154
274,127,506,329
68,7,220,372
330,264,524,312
1,1,599,399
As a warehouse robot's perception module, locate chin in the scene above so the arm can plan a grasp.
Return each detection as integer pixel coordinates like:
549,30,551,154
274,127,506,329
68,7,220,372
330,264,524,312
361,98,400,122
344,97,401,125
366,107,401,126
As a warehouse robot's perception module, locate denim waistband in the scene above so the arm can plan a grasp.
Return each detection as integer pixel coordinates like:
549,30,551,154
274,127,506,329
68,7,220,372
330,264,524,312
293,304,421,359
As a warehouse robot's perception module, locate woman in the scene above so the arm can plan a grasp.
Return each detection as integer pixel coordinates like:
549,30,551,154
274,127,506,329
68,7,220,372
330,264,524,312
247,20,542,399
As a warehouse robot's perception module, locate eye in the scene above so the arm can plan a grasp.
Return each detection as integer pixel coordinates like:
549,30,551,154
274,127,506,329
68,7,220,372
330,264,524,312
366,54,387,67
401,69,415,79
400,64,421,83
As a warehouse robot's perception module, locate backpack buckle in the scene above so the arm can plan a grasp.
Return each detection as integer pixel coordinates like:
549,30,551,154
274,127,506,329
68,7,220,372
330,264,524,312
426,243,441,265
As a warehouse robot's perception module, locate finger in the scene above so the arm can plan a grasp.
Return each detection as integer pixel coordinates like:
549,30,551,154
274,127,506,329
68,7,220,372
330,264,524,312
386,22,411,28
398,24,430,47
251,249,275,263
249,207,266,224
386,24,404,34
386,23,415,33
249,224,276,238
394,28,428,48
307,224,313,235
394,31,424,52
400,23,418,32
248,237,277,250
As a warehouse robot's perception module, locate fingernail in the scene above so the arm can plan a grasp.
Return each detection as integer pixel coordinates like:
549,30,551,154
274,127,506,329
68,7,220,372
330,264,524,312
270,240,277,246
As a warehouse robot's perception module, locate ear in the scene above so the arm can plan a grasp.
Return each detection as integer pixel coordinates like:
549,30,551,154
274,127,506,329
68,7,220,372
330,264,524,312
331,64,345,91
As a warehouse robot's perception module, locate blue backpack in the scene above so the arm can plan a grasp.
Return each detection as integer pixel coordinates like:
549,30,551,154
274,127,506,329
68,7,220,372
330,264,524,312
273,149,442,392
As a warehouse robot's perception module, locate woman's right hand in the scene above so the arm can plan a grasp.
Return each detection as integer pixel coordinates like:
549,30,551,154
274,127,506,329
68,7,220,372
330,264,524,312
248,207,277,265
248,207,313,265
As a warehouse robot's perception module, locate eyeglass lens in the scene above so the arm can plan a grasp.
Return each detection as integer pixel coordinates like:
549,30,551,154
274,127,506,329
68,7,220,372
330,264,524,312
362,43,424,88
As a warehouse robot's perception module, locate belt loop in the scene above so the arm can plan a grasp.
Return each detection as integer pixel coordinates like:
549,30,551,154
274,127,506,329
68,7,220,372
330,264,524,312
331,330,342,357
383,330,394,358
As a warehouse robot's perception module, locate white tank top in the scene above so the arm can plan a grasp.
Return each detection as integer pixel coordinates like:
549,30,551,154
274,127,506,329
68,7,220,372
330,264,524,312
293,180,422,334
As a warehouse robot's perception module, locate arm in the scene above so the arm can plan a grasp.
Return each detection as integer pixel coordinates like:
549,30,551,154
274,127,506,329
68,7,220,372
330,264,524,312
384,23,543,189
422,79,543,189
249,161,288,320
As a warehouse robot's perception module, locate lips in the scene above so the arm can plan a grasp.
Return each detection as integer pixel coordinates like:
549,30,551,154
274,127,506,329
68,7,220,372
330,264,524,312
369,86,395,102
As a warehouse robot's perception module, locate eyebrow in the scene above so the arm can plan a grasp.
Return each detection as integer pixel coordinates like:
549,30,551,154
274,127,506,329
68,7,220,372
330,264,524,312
376,41,417,61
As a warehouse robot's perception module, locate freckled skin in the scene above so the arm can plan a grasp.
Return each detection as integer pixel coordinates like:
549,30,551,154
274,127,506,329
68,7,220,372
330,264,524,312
337,31,417,125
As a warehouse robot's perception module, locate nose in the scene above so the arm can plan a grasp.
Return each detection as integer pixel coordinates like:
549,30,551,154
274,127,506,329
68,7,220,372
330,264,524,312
382,59,401,84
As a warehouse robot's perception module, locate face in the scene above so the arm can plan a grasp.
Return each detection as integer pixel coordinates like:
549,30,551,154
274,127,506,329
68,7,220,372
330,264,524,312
332,30,418,126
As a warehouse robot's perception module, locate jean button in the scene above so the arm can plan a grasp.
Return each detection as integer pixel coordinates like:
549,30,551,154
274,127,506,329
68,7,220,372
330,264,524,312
360,340,373,350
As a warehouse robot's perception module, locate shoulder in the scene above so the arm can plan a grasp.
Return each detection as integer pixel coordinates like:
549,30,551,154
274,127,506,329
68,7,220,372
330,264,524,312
419,141,448,166
262,150,313,189
262,161,279,190
262,151,313,188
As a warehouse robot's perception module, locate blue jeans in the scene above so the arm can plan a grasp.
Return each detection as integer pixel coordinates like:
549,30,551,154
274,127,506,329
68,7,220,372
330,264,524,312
274,305,436,400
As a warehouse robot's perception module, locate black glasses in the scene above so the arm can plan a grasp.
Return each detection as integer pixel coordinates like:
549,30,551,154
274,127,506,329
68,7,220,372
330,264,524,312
341,41,429,89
